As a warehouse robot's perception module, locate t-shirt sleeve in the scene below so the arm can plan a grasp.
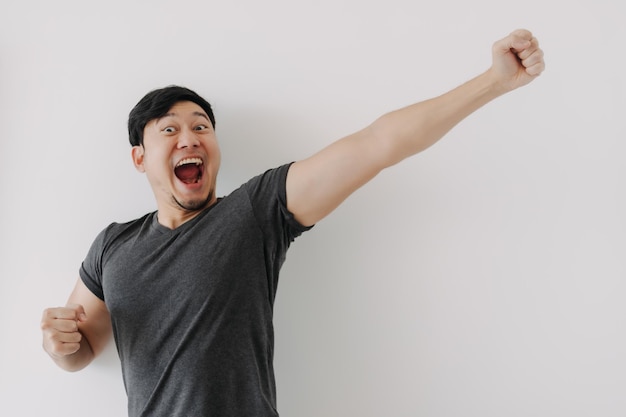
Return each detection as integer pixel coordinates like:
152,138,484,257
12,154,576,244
244,162,313,244
79,226,109,301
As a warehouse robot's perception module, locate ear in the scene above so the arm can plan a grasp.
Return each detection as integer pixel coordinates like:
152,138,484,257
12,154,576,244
131,145,146,173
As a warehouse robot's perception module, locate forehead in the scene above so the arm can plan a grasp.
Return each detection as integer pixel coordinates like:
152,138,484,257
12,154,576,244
156,101,209,122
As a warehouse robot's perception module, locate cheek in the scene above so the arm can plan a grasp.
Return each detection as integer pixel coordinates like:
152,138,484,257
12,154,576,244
143,152,171,178
209,142,222,163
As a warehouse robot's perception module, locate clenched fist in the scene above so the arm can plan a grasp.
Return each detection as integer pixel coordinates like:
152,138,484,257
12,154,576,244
490,28,545,93
41,304,87,360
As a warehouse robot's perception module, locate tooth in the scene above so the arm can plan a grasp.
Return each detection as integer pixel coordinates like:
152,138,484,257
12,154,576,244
176,158,203,167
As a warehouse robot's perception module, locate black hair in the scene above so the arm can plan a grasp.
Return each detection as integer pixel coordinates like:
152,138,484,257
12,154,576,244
127,85,216,147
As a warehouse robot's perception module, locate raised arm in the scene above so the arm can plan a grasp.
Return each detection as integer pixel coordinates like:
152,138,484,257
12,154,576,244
41,278,112,372
286,29,545,226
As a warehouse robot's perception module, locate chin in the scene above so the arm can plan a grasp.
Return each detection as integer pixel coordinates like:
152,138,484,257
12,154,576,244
175,191,214,211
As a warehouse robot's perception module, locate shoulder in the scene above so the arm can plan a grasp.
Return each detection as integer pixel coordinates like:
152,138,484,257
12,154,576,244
241,163,293,197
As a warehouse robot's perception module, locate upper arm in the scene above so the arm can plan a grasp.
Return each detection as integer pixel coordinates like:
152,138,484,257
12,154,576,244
67,277,112,358
286,126,390,227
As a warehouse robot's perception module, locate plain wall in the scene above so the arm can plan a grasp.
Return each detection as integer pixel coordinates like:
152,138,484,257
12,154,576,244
1,0,624,416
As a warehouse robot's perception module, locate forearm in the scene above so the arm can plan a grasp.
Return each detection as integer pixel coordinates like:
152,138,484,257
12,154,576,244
371,68,506,167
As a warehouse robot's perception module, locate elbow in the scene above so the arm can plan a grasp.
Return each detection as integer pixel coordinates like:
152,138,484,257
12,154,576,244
367,114,414,169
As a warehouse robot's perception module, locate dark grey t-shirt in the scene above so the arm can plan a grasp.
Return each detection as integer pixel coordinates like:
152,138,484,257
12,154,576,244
80,163,311,417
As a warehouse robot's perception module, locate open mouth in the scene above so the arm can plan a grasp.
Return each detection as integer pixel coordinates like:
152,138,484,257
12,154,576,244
174,157,204,184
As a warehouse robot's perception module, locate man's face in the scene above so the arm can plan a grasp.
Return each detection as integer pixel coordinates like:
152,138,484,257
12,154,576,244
132,101,221,215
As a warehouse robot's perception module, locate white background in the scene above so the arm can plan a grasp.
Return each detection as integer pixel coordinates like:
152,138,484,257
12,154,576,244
1,0,624,416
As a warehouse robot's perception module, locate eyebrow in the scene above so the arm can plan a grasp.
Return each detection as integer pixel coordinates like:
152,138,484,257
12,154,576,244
157,111,210,123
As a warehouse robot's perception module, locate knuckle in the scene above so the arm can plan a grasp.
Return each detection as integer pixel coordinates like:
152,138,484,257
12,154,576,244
47,340,63,355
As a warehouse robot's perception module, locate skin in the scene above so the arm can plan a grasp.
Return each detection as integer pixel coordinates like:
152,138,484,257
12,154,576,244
41,29,545,371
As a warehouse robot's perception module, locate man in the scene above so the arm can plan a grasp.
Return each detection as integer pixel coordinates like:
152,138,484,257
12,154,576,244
41,29,545,416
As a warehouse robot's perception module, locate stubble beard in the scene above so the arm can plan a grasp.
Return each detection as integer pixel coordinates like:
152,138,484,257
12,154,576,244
173,190,215,212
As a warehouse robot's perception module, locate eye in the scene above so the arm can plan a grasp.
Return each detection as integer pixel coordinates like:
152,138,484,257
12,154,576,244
194,124,208,131
162,126,176,133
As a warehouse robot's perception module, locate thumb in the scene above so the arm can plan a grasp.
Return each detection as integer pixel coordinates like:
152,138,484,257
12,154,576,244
493,29,532,56
67,303,88,322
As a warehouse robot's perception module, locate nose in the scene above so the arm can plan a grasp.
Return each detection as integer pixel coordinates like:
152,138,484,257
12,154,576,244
177,127,200,148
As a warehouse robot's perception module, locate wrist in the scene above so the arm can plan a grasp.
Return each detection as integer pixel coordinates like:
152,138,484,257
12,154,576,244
482,68,511,98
